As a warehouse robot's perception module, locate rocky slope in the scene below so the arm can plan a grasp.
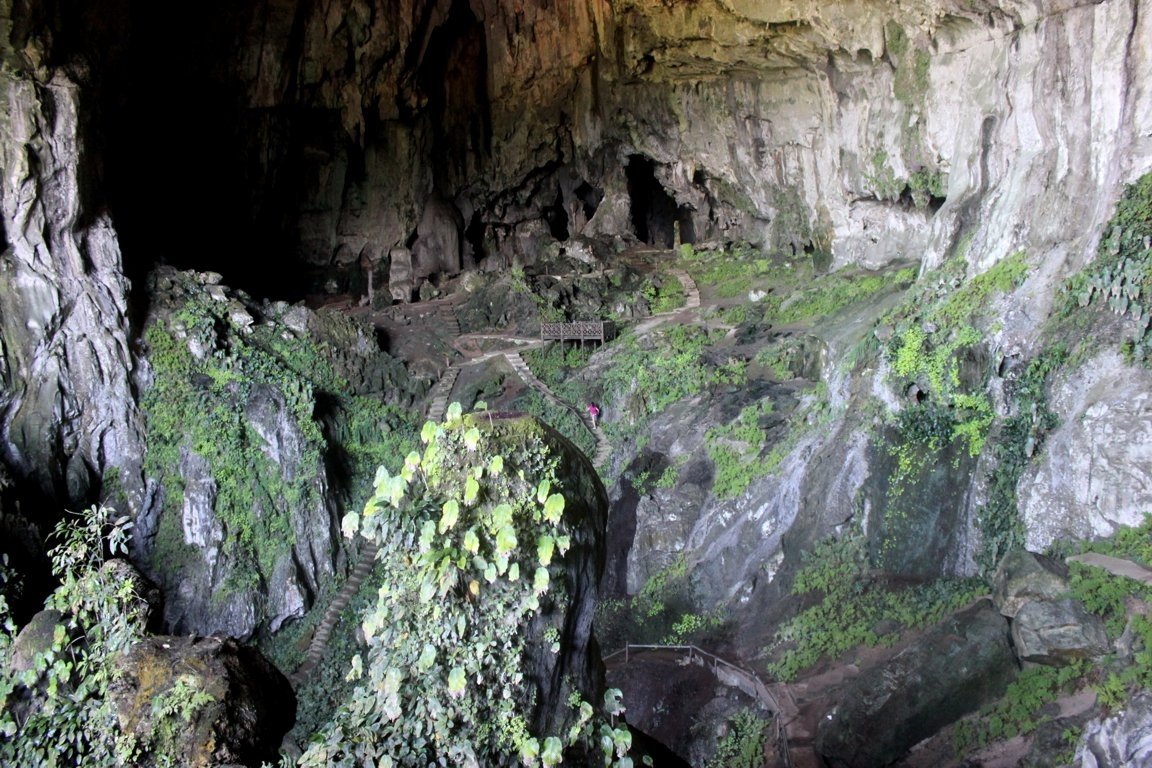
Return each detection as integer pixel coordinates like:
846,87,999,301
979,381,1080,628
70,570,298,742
3,0,1152,765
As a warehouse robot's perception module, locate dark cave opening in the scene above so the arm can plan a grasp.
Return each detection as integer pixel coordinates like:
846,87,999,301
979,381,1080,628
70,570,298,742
415,0,491,191
626,155,679,247
544,187,570,240
98,3,308,300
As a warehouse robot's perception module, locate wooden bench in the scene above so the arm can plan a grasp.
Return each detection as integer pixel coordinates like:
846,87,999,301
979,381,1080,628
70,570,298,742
540,320,613,345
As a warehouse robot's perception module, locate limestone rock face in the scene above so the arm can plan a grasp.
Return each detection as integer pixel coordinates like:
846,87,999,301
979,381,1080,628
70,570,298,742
815,600,1018,768
1076,691,1152,768
109,635,295,768
138,269,416,639
0,65,147,523
1020,352,1152,551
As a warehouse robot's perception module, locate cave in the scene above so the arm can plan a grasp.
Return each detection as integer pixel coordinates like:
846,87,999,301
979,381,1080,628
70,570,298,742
3,0,1152,765
626,154,679,247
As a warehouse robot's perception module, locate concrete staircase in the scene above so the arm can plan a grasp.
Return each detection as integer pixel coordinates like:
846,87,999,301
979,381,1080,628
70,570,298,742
425,365,460,423
290,540,380,686
670,268,701,308
503,351,612,467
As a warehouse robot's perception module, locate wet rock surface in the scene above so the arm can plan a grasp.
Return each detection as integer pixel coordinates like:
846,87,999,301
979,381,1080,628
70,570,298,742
815,600,1018,768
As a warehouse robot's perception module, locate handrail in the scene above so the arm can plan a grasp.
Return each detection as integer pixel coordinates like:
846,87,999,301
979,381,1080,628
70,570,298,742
603,643,791,767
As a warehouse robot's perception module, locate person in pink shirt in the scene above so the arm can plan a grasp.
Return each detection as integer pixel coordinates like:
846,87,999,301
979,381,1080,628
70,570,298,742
587,402,600,427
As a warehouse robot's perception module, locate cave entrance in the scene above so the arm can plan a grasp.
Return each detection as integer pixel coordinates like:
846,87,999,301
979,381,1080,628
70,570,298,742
626,155,674,247
544,178,604,241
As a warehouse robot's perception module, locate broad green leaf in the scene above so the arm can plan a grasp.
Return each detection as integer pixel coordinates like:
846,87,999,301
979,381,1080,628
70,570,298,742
484,562,498,583
556,535,571,555
536,479,551,505
383,667,404,695
541,737,563,767
418,519,436,552
446,401,463,423
475,399,488,411
604,688,625,716
613,727,632,757
439,499,460,534
346,653,363,681
489,454,504,475
543,493,565,524
421,420,438,443
464,426,481,450
508,562,520,581
496,525,518,555
490,503,514,531
417,644,437,671
537,535,555,566
533,567,550,595
373,465,392,488
519,737,540,765
463,528,480,554
447,666,466,697
464,476,480,505
494,552,510,576
340,511,360,539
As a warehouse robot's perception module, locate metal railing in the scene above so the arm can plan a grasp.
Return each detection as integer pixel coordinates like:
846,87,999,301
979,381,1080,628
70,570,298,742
540,320,613,343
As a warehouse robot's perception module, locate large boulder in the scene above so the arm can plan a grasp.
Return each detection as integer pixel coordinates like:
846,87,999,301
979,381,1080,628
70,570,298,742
815,600,1018,768
1076,691,1152,768
109,635,295,768
1012,598,1110,666
993,549,1072,618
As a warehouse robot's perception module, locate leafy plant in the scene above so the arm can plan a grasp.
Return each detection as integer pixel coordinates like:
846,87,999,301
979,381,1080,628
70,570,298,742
952,661,1088,754
0,506,147,766
299,409,636,766
766,532,984,681
1063,172,1152,362
704,709,768,768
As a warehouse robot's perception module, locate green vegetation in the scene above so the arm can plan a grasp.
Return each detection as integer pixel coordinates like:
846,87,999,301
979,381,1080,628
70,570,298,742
519,345,598,458
766,532,984,681
300,407,635,766
764,265,917,327
865,150,947,208
642,273,687,313
142,285,415,607
954,513,1152,757
886,251,1030,458
704,709,769,768
601,325,746,427
952,661,1088,754
975,347,1065,574
596,556,724,651
1064,172,1152,363
677,243,775,298
0,506,147,765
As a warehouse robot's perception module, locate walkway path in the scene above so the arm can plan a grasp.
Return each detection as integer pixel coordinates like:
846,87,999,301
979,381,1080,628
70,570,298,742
292,252,698,686
604,643,789,766
290,540,379,687
1067,552,1152,585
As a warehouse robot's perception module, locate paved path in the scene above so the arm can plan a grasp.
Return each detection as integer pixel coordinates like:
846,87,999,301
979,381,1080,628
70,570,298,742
1067,552,1152,585
293,252,696,685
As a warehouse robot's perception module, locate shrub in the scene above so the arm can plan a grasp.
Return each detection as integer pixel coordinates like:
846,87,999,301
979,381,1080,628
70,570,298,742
0,507,147,765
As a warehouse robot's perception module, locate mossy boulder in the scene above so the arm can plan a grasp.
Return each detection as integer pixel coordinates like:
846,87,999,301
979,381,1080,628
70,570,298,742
109,635,295,768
